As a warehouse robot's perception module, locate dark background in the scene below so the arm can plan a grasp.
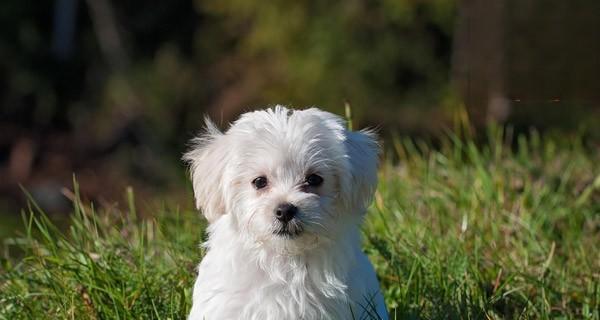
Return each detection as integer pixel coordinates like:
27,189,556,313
1,0,599,234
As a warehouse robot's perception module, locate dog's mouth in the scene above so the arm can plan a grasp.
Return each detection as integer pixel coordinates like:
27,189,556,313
273,221,304,238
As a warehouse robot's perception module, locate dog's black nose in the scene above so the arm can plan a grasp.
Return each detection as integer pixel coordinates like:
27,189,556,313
275,203,297,223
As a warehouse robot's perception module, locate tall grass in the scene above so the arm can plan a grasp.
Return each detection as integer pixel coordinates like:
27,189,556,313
366,126,599,319
1,182,203,319
1,126,598,319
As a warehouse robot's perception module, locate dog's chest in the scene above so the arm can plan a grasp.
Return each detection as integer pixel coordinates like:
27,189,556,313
193,254,352,320
239,276,351,320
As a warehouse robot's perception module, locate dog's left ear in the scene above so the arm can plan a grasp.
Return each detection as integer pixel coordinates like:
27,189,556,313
343,129,380,212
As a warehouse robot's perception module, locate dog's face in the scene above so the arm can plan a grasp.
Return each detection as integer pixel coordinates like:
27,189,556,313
184,107,379,252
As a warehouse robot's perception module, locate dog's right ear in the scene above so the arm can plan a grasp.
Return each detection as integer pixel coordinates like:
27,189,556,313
183,118,229,223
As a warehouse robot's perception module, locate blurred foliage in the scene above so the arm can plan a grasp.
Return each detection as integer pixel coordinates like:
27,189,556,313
196,0,455,117
0,0,456,137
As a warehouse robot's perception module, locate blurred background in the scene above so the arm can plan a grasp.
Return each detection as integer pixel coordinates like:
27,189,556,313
1,0,599,235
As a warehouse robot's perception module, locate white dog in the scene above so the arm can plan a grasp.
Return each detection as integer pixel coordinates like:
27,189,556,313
184,106,388,320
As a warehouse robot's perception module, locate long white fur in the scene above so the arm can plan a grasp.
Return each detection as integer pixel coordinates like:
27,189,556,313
184,106,388,320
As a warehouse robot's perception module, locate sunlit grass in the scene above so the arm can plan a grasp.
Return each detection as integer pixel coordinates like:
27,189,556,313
366,126,599,319
1,126,598,319
1,182,203,319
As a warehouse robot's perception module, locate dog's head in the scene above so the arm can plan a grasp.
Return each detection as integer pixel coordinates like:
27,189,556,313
184,106,379,252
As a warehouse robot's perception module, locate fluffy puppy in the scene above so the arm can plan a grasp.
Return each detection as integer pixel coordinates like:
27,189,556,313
184,106,387,320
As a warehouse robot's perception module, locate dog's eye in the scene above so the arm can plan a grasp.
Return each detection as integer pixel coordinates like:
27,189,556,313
305,174,323,187
252,176,268,189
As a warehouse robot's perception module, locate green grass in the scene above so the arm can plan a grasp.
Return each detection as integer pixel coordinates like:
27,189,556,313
1,127,598,319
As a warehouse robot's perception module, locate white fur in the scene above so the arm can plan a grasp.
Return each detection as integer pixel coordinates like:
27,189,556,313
184,106,388,320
